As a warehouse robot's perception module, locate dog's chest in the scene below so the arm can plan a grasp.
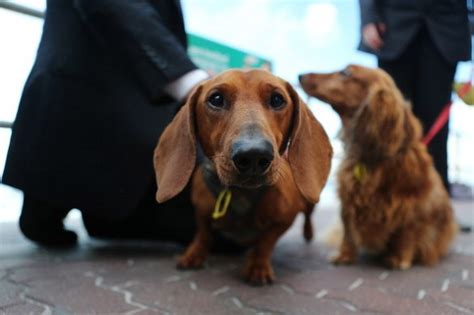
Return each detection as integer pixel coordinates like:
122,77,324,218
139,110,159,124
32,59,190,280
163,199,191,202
339,162,393,250
346,198,391,251
350,212,391,252
203,163,263,245
211,190,261,245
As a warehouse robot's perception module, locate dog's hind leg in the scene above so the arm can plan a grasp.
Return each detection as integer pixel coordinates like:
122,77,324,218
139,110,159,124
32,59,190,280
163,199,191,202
417,216,457,266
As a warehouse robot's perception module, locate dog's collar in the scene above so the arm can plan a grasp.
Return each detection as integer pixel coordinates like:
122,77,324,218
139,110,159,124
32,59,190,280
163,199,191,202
353,162,367,183
202,158,265,220
212,189,232,220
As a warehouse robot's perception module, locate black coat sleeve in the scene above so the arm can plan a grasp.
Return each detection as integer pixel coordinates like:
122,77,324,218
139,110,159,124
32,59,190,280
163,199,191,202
359,0,382,27
73,0,198,99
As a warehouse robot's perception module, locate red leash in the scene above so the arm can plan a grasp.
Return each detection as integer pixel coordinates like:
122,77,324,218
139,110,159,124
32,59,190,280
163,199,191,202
422,82,471,146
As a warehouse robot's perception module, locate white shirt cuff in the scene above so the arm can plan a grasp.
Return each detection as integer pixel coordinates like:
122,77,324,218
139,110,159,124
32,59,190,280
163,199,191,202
163,69,209,101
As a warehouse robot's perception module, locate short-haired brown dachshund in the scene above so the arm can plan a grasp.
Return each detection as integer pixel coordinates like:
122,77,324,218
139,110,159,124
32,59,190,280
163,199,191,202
299,65,457,270
154,69,332,284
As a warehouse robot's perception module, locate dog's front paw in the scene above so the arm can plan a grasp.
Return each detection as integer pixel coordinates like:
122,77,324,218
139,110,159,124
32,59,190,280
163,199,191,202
176,246,208,270
384,255,412,270
243,259,275,285
331,252,356,265
177,253,206,270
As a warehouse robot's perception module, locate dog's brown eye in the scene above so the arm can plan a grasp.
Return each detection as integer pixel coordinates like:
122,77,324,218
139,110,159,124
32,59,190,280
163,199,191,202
269,92,286,109
207,92,225,109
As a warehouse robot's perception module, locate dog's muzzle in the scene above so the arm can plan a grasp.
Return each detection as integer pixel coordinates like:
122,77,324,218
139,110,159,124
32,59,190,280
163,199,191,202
231,137,274,177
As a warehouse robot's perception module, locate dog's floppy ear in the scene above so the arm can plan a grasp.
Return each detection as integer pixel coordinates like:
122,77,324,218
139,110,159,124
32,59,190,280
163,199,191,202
153,86,202,203
353,87,405,157
287,83,333,204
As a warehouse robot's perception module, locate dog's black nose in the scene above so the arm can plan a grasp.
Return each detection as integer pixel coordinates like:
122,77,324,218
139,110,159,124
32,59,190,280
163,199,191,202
298,74,304,82
232,139,274,175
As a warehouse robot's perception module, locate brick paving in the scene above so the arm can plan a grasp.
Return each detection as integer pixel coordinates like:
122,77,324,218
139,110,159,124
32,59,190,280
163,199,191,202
0,201,472,315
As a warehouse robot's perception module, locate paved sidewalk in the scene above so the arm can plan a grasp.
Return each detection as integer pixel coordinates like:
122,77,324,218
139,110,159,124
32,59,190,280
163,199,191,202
0,201,472,315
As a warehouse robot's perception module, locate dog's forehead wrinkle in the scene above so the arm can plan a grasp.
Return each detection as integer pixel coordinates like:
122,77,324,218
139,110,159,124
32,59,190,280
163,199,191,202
230,104,268,134
212,71,286,99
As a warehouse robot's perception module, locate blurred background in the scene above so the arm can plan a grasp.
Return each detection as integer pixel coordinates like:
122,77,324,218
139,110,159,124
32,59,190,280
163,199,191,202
0,0,473,222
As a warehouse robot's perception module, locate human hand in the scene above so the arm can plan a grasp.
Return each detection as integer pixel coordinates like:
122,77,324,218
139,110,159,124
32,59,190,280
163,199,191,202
182,72,212,102
362,23,385,50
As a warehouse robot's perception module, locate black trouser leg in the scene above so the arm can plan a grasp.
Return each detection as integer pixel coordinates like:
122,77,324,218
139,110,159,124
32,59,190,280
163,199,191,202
414,30,456,190
82,180,246,252
82,181,196,245
19,195,77,247
378,44,417,101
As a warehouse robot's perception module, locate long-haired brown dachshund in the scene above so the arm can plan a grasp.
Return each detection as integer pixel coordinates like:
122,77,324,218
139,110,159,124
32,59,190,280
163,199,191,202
299,65,457,270
154,69,332,284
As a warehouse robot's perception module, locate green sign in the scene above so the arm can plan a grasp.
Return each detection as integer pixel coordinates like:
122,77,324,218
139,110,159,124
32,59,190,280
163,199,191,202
188,33,272,75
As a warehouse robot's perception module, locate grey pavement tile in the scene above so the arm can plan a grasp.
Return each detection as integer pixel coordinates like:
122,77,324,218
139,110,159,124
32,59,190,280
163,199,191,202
0,200,472,314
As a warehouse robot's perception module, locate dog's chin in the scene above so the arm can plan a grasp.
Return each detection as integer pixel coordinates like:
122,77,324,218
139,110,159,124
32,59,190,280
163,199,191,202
233,176,270,189
215,166,276,190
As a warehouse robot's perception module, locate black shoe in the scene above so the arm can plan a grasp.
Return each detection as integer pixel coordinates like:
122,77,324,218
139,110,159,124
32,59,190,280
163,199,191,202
19,195,77,248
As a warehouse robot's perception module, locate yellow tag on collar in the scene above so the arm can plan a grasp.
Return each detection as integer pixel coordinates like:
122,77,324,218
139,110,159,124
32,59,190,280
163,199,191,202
353,163,367,183
212,189,232,220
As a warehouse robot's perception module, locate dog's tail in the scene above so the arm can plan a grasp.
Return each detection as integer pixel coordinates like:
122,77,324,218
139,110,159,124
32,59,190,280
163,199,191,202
303,208,344,247
303,210,313,242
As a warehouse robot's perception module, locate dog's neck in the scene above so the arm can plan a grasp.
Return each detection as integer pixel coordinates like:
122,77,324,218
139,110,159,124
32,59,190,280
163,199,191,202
342,134,413,168
342,109,414,167
201,157,266,200
346,140,412,165
201,157,265,244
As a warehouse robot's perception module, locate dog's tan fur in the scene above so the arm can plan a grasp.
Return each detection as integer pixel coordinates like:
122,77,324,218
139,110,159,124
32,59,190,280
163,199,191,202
300,65,457,269
154,69,332,284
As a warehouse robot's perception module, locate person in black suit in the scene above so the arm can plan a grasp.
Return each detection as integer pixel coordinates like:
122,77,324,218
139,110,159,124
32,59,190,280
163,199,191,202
2,0,209,246
359,0,471,191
